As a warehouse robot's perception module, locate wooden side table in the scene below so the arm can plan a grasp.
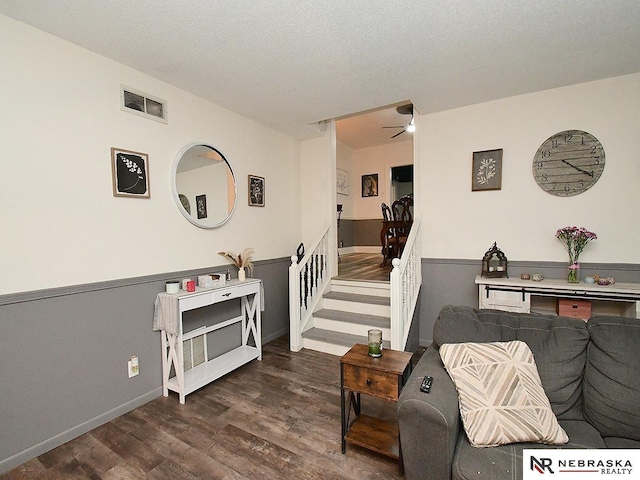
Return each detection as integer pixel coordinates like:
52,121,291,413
340,343,413,473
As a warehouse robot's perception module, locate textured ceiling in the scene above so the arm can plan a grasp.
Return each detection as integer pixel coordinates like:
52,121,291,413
2,1,640,147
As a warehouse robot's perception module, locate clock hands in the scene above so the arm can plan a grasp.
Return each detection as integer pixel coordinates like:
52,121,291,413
561,159,594,177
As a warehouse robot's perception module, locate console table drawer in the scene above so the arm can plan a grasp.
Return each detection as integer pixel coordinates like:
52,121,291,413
178,281,259,312
180,292,215,311
212,283,258,302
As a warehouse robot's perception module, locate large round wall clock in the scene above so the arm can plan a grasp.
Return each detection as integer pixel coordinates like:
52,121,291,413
532,130,605,197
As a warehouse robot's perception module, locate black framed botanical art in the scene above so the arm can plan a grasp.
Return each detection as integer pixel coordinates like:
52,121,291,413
111,147,150,198
196,194,207,219
472,149,503,191
248,175,265,207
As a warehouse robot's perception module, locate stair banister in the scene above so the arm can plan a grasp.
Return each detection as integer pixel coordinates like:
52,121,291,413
289,223,334,351
390,216,421,351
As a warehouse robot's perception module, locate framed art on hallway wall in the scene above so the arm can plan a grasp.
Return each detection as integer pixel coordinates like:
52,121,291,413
361,174,378,197
337,168,349,195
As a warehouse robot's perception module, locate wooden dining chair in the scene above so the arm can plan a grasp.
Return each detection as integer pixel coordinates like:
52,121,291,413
380,195,413,267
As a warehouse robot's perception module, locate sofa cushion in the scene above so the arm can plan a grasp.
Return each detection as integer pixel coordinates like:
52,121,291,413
584,315,640,440
433,306,589,420
440,340,568,448
451,420,604,480
603,437,640,449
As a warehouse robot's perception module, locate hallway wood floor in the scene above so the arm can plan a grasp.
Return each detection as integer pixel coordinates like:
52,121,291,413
336,252,392,283
1,336,406,480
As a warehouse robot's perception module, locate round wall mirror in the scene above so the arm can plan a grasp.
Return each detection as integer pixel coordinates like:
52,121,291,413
172,143,237,228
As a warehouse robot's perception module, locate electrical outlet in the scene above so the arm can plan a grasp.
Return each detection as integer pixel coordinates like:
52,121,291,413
128,355,139,378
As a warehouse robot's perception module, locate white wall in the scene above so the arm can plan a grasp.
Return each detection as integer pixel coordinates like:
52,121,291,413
0,15,300,294
419,72,640,264
299,128,334,248
339,139,413,220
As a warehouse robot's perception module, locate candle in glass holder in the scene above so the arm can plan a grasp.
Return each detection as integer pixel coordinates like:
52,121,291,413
165,281,179,294
368,329,382,357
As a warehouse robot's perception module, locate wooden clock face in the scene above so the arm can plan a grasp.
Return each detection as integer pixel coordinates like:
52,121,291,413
532,130,605,197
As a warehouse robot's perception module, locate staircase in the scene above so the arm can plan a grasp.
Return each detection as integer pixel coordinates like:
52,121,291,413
289,219,421,354
301,279,391,356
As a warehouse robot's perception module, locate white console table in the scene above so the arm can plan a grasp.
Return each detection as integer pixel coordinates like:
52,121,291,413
154,278,262,403
475,275,640,319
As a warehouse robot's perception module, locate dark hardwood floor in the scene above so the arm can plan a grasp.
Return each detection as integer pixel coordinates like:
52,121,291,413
336,253,392,283
2,336,412,480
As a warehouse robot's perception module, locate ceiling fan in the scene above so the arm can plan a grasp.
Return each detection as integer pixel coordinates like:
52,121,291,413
382,103,415,138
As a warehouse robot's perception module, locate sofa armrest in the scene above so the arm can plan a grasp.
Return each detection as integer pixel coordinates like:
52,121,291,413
398,347,461,480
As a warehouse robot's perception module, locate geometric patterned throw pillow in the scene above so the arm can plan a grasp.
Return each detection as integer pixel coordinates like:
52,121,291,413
439,340,568,448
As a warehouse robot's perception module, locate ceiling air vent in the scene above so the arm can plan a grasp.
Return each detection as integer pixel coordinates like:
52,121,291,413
120,85,167,124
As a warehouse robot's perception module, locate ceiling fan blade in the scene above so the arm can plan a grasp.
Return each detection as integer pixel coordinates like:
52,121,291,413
382,126,405,129
390,129,406,139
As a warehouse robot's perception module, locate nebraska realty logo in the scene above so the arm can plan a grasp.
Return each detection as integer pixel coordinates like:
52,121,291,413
523,450,639,479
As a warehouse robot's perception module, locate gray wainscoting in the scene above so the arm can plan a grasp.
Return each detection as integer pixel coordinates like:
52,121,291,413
5,254,636,472
419,258,640,346
337,219,382,248
354,219,383,246
337,218,354,248
0,257,290,474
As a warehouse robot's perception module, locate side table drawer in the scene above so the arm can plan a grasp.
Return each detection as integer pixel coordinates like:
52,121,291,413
343,364,400,401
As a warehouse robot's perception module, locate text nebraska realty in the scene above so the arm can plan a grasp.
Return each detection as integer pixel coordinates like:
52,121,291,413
559,459,632,475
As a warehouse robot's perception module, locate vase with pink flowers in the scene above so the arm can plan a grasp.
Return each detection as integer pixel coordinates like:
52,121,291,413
555,226,597,283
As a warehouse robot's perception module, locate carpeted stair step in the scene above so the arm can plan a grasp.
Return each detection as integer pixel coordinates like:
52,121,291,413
322,291,390,316
313,308,390,330
302,327,391,356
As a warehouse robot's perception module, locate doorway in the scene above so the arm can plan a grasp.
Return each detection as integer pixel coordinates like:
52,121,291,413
334,102,415,277
390,164,413,203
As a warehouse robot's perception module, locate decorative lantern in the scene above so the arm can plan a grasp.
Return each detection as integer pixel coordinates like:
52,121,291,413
481,242,508,278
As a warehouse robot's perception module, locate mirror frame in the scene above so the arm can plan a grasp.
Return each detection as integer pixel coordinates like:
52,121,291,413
171,142,238,228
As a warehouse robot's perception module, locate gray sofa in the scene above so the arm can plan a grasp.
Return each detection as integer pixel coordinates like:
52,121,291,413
397,305,640,480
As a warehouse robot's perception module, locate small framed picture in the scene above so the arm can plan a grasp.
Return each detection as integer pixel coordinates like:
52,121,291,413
111,147,150,198
361,174,378,197
248,175,265,207
337,168,349,195
472,149,503,191
196,194,207,219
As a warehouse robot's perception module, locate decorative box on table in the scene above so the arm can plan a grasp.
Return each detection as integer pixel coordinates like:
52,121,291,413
557,298,591,320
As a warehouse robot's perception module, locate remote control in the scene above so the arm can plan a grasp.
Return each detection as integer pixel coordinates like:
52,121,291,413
420,375,433,393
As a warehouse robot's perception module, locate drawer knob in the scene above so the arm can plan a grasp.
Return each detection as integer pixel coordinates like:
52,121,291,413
366,378,372,386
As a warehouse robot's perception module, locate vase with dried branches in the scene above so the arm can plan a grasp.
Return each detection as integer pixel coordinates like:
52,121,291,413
218,248,254,281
